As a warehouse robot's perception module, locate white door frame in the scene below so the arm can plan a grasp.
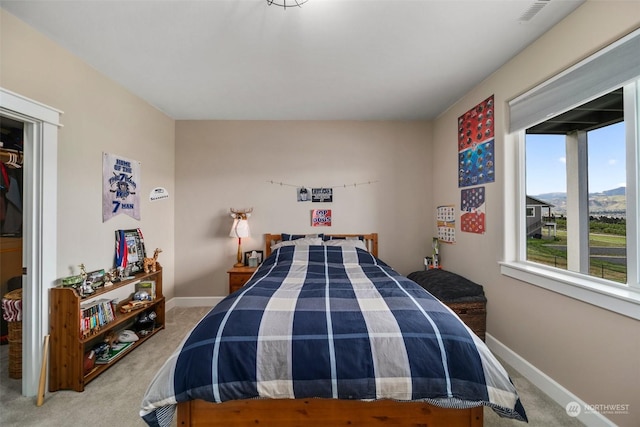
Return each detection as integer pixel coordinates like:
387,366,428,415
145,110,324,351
1,87,61,397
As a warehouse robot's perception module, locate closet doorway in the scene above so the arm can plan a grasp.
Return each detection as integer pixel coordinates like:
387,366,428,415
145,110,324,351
0,88,61,397
1,116,24,351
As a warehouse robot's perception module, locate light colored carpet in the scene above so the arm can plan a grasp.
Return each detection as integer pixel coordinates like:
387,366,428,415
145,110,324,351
1,306,583,426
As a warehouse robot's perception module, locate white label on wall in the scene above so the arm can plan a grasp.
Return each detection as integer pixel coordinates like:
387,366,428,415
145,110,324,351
149,187,169,202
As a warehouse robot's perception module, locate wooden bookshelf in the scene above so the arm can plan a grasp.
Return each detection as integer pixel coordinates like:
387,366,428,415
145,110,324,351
49,266,165,392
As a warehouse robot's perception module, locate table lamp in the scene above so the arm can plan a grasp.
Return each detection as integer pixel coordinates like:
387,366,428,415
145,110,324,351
229,208,252,267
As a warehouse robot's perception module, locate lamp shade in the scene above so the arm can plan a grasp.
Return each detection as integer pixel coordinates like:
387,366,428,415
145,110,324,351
229,218,250,239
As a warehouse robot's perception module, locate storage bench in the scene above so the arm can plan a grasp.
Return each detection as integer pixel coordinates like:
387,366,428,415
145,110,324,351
407,269,487,341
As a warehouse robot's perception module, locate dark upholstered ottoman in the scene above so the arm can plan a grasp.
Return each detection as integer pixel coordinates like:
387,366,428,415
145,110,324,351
407,269,487,341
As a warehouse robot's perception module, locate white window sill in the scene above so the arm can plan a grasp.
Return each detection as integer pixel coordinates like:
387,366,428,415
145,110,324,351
500,261,640,320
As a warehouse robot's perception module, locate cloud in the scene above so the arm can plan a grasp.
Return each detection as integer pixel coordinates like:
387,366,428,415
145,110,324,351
608,159,616,166
559,157,566,164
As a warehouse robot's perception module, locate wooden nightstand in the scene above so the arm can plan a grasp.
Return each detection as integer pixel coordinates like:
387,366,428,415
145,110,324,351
227,266,257,294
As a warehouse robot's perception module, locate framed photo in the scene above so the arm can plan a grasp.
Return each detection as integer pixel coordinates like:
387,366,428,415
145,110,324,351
135,280,156,300
115,228,147,274
87,269,106,289
244,250,264,267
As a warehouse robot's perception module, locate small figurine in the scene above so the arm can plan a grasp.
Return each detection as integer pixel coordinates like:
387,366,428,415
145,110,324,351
104,269,116,287
79,280,94,297
432,238,441,269
143,248,162,273
103,331,117,347
79,263,88,282
77,263,95,297
117,266,133,281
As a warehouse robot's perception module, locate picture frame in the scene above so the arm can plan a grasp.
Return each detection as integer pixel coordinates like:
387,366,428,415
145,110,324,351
115,228,147,274
135,280,156,300
244,250,264,267
87,269,106,289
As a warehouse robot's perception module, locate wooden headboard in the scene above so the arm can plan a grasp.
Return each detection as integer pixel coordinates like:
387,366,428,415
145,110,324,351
265,233,378,258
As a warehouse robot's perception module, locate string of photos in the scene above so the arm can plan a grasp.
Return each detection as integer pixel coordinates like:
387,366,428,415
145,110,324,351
266,179,379,203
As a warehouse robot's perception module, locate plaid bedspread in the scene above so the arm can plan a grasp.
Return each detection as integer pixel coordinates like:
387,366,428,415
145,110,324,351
141,245,527,426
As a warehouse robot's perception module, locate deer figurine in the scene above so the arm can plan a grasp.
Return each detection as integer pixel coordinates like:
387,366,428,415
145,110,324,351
143,248,162,273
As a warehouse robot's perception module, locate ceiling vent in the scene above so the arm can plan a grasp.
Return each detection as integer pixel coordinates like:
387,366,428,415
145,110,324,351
519,0,551,22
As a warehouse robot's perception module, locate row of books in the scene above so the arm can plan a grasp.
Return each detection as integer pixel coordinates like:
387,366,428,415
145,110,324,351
80,298,117,337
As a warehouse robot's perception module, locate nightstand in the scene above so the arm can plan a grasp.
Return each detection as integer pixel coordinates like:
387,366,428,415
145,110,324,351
227,266,257,294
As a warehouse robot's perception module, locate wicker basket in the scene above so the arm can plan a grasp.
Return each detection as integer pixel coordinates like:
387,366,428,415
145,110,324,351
7,320,22,378
407,270,487,341
445,300,487,342
3,289,22,379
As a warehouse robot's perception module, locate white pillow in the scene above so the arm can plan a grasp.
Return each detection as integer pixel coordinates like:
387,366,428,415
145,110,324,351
323,239,368,251
270,237,323,251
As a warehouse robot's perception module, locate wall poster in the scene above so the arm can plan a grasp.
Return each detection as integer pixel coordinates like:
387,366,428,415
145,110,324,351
312,188,333,202
458,95,494,188
436,205,456,243
297,187,311,202
103,152,141,222
311,209,332,227
461,186,486,234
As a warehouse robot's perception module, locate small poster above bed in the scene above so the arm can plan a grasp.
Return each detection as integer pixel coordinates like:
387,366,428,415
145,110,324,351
311,209,332,227
312,188,333,202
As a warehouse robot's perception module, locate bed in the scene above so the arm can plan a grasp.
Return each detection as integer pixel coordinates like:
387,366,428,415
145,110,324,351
141,233,527,426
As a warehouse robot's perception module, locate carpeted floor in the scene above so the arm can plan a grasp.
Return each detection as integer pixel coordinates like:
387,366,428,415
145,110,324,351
1,306,583,427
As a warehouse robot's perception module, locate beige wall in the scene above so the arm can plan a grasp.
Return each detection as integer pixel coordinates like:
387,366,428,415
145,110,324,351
0,10,176,297
431,2,640,426
175,120,432,297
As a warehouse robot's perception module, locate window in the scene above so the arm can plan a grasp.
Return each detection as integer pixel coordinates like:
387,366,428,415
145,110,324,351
502,29,640,320
525,91,627,283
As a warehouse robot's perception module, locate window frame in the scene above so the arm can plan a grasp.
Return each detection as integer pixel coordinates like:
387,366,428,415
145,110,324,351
502,31,640,320
526,206,535,218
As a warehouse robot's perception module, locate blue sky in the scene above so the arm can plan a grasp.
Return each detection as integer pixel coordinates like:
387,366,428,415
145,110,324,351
525,121,626,195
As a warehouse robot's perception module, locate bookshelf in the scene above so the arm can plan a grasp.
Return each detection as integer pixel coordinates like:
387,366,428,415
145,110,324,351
49,266,165,392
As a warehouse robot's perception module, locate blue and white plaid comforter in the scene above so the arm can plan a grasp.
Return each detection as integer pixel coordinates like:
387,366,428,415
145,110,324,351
141,245,527,426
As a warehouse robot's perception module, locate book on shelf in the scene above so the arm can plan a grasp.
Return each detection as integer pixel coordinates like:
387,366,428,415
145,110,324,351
95,342,133,365
80,298,117,337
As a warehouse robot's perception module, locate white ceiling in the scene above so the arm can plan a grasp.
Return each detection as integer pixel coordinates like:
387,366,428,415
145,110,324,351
1,0,585,120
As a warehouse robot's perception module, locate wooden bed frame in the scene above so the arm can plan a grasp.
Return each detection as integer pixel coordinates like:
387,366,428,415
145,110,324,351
176,398,483,426
265,233,379,258
174,233,484,426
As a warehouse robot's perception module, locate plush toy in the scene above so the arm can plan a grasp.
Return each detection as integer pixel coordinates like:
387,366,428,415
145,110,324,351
143,248,162,273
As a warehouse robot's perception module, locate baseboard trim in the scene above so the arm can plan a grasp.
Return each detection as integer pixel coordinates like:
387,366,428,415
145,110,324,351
486,333,616,427
165,296,223,312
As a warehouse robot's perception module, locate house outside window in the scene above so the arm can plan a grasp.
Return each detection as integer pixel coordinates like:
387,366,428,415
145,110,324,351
502,28,640,320
525,196,555,241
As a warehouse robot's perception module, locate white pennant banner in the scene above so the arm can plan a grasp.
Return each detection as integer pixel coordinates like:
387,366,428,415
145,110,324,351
102,152,141,222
